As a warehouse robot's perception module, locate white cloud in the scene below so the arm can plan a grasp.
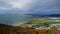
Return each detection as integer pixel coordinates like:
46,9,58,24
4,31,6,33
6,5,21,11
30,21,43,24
0,0,60,11
0,7,10,10
7,0,36,11
0,0,36,11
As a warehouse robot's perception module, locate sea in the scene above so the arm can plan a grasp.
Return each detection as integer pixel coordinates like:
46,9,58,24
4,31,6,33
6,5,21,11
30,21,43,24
0,14,33,25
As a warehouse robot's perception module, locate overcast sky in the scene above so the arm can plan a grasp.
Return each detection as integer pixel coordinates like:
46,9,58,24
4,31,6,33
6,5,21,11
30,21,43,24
0,0,60,14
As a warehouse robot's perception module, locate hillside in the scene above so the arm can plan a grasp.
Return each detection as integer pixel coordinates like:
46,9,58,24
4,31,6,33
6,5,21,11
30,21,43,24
0,24,23,34
0,23,57,34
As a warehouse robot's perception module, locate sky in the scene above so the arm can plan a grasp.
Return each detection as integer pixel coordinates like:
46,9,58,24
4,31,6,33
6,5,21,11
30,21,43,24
0,0,60,14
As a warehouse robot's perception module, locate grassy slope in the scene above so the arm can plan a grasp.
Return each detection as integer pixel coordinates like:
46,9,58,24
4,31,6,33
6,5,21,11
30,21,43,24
0,24,57,34
21,18,56,27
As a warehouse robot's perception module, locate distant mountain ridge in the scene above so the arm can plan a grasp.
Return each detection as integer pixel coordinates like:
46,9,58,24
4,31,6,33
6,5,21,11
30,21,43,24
27,14,60,17
48,14,60,17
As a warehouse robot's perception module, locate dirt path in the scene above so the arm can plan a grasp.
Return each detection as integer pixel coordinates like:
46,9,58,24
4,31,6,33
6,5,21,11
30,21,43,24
54,28,60,34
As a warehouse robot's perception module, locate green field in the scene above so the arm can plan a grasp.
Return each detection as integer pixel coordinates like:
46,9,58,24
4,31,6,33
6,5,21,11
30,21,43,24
20,17,60,29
